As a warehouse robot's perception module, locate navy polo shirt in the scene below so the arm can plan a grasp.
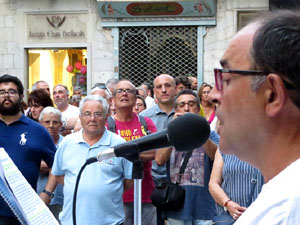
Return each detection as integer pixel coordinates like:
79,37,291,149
0,114,56,218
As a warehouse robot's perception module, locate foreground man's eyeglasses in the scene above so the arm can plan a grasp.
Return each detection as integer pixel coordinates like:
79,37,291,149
214,68,295,91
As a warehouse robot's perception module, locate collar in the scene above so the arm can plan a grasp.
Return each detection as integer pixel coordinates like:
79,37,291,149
75,127,112,148
0,114,30,125
154,104,175,116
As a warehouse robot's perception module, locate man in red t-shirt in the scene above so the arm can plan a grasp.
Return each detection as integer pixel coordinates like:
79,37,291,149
106,80,157,225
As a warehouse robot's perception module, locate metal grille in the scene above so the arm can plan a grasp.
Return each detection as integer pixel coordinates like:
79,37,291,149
119,26,198,86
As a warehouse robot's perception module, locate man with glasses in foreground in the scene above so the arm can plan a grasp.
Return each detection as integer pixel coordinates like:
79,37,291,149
0,74,57,224
155,89,219,225
208,10,300,224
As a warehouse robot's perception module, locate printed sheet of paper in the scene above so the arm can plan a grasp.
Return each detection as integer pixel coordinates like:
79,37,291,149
0,148,59,225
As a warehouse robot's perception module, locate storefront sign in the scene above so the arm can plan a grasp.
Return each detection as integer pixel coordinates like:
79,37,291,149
27,14,87,43
98,1,216,18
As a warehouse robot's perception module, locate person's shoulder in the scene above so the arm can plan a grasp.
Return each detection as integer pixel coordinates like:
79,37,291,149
106,129,126,145
68,104,80,112
143,116,156,127
140,104,157,117
25,117,49,133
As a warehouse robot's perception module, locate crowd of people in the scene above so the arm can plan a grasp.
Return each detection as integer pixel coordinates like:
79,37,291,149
1,9,300,225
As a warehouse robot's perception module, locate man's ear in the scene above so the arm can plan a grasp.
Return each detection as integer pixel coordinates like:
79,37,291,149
264,74,286,117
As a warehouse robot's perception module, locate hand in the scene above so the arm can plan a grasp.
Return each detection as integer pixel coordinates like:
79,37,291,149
226,200,246,220
174,112,184,119
39,192,51,206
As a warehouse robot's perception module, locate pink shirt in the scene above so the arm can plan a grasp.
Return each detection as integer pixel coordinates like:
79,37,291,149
106,113,157,203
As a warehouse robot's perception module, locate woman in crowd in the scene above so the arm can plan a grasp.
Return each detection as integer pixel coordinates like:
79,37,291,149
27,89,53,121
209,150,264,224
198,83,217,130
39,107,64,220
133,95,147,115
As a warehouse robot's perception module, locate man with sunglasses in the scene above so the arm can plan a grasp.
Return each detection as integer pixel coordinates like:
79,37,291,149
208,11,300,224
155,89,219,225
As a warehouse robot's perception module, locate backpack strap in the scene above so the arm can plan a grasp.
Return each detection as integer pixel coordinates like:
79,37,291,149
107,116,116,133
108,114,151,136
138,115,151,135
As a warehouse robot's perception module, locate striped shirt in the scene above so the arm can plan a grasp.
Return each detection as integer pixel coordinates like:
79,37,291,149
217,153,264,214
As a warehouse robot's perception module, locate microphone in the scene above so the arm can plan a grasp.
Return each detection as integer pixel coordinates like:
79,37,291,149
88,113,210,163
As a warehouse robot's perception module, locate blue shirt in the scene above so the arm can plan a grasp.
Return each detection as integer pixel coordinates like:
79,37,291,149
140,104,175,182
52,128,132,225
165,131,219,221
217,153,264,215
0,114,56,218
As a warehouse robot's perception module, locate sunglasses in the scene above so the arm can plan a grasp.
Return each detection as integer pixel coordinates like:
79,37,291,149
214,68,295,91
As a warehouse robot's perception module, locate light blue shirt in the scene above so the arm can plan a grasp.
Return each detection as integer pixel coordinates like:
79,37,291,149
52,128,132,225
140,104,175,182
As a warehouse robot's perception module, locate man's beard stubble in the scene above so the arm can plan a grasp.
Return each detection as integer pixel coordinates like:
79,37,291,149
0,98,22,115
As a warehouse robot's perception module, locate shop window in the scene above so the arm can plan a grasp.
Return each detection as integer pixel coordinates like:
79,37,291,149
27,49,87,96
119,26,198,86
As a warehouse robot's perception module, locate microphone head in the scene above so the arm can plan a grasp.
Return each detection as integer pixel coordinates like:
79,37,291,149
167,113,210,151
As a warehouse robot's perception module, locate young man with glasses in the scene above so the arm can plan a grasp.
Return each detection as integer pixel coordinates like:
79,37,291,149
108,80,157,225
0,74,57,224
155,89,219,225
208,11,300,224
52,95,133,225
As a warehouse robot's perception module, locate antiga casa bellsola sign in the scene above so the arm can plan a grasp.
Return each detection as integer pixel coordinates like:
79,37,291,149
98,1,216,18
27,14,86,41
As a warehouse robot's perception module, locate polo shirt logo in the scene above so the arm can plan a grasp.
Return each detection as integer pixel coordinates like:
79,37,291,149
19,132,27,146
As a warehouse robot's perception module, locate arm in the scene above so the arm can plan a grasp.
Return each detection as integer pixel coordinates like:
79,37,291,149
123,179,134,192
73,118,82,132
140,150,156,162
39,169,58,205
155,147,172,166
209,150,246,220
55,175,64,185
202,139,218,160
40,160,49,174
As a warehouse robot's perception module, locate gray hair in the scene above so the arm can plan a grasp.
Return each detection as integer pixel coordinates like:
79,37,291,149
137,87,147,98
32,80,48,91
39,106,63,122
106,78,119,87
53,84,69,95
79,95,109,114
73,86,82,92
90,86,112,99
251,76,267,91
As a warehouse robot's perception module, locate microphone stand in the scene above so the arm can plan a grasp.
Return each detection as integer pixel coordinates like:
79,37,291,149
132,161,143,225
128,147,143,225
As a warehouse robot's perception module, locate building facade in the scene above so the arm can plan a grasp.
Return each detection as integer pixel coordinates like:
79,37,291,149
0,0,268,99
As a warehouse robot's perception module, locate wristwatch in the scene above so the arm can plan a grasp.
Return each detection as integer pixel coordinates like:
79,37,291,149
42,189,54,199
223,199,231,211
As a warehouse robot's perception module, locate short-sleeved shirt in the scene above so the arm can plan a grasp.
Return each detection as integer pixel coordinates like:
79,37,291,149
61,104,80,126
140,104,175,182
165,131,219,221
110,114,157,203
0,114,56,217
52,128,132,225
217,153,264,215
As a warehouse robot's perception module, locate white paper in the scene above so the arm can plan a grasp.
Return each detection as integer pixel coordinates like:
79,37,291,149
0,148,59,225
